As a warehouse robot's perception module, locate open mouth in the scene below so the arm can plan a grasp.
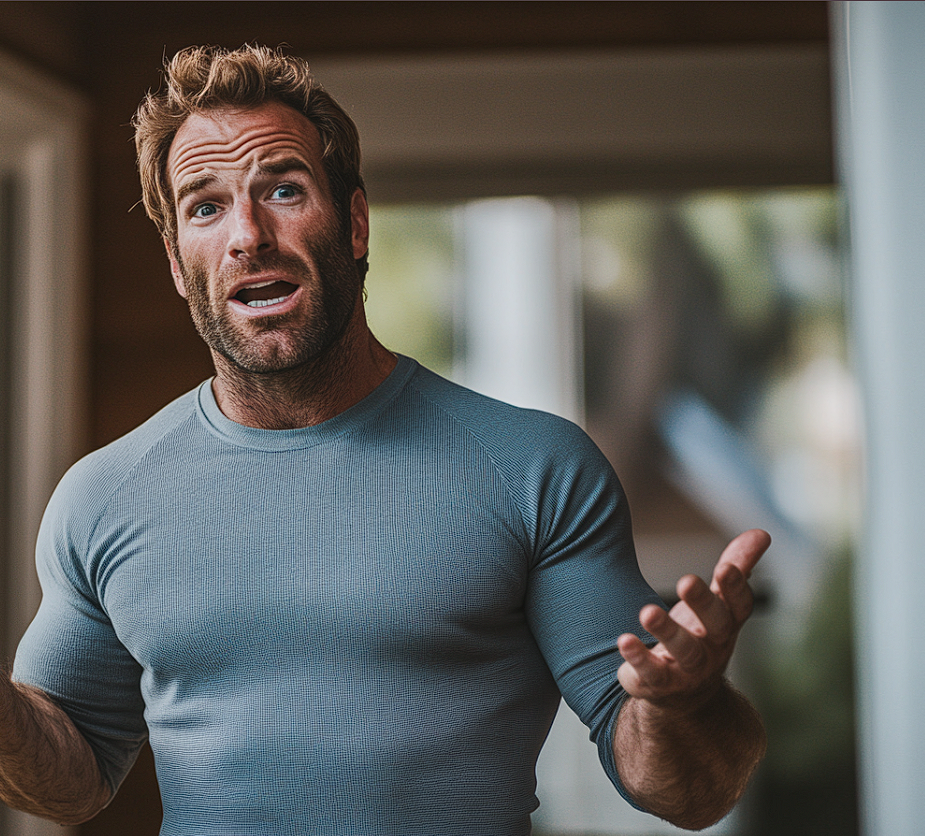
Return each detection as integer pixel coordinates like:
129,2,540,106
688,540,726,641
234,280,299,308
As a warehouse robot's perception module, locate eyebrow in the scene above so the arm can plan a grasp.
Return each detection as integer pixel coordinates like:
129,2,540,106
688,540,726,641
173,157,316,207
256,157,314,179
175,173,217,207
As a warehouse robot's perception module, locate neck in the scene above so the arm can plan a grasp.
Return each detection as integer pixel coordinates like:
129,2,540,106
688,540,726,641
210,310,397,430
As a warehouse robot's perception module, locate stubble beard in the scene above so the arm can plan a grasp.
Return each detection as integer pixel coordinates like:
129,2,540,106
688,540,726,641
177,224,361,376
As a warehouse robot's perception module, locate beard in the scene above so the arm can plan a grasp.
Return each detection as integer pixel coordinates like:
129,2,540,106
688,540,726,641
177,222,360,375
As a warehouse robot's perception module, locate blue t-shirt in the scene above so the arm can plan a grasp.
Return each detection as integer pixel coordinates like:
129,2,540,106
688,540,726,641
14,356,661,835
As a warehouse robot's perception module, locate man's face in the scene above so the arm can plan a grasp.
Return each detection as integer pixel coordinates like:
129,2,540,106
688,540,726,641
165,101,369,374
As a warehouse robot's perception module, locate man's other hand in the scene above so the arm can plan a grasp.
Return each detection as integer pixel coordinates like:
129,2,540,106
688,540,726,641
616,529,771,704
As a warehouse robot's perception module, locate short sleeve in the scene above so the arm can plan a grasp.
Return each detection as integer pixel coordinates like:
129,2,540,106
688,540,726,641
12,467,149,794
523,424,664,809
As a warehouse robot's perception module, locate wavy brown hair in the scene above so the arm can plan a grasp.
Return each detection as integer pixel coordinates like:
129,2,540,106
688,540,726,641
134,44,366,274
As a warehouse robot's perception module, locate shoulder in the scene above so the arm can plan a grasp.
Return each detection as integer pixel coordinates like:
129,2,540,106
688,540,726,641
404,362,605,466
48,385,203,520
400,363,620,525
33,384,204,586
400,364,634,569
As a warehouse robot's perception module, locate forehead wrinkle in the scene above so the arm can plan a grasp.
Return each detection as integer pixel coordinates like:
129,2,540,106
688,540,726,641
167,104,324,201
170,137,316,198
170,122,311,169
171,136,310,180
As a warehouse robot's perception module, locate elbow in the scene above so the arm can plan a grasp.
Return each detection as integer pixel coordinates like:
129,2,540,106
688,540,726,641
639,781,740,832
659,799,737,832
648,778,749,832
55,782,113,826
5,780,113,827
54,801,109,827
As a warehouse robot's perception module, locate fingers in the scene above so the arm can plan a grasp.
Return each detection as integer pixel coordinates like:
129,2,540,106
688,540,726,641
617,631,674,693
712,562,754,624
619,530,768,701
676,574,735,638
638,604,707,672
710,529,767,624
713,529,771,584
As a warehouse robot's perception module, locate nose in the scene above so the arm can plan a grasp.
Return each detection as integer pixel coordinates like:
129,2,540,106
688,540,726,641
227,197,276,260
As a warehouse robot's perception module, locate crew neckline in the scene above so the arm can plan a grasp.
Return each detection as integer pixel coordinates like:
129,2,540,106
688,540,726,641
196,354,417,451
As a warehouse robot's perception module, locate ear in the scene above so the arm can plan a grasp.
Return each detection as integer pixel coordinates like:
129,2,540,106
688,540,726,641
349,189,370,261
164,238,188,299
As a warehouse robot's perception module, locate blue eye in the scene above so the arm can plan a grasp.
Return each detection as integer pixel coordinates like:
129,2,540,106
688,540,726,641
272,185,299,199
193,203,218,218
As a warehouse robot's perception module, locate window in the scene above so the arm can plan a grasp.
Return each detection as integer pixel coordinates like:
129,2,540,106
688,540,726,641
366,186,858,835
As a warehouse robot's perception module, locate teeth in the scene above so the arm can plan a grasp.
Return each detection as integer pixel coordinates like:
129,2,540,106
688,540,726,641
247,296,289,308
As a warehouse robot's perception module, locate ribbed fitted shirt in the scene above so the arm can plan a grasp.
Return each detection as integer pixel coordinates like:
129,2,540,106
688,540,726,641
14,356,661,835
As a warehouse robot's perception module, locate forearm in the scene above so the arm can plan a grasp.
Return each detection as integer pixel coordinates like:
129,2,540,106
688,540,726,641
0,674,111,824
614,679,766,830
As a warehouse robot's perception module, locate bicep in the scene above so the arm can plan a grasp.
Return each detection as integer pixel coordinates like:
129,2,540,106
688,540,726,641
13,569,148,794
523,451,662,805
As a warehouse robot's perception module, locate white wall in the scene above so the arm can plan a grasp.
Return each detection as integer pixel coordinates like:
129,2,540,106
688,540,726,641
832,3,925,834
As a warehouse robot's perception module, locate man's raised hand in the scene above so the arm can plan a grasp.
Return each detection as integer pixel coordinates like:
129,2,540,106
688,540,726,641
616,529,771,704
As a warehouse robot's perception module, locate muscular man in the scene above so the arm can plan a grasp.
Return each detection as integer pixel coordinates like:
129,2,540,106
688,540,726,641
3,45,767,834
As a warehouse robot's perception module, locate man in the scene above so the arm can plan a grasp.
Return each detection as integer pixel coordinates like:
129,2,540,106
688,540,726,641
3,45,767,834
